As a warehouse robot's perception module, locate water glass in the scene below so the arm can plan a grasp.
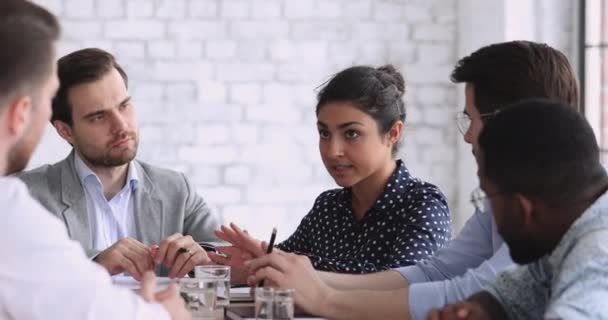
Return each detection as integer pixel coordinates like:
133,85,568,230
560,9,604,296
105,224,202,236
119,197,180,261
255,287,275,319
178,278,217,318
194,265,231,307
273,289,294,320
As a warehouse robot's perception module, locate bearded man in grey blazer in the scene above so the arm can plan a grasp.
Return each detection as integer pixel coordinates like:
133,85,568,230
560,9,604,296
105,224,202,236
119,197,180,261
19,48,221,280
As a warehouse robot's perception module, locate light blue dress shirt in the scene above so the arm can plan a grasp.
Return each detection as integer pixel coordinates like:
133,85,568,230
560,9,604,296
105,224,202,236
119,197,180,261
396,206,514,320
74,153,139,251
487,191,608,319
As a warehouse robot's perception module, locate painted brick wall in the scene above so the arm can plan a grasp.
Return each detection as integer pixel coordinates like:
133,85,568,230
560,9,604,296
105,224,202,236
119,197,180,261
29,0,574,241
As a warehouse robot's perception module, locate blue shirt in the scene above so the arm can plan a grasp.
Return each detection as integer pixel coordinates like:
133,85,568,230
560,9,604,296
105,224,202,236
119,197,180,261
277,160,452,273
487,191,608,319
396,205,514,320
74,153,139,251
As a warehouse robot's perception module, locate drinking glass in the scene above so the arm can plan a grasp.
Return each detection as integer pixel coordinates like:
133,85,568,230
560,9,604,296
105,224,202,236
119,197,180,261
194,265,231,307
273,289,294,320
255,287,274,319
178,278,217,319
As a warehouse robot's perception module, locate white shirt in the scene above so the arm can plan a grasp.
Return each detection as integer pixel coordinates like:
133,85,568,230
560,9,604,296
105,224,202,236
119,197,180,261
0,177,169,320
74,153,138,250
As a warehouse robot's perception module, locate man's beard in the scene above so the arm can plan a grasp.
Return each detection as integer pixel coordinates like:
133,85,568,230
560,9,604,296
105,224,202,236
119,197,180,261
82,148,137,167
505,233,546,265
80,133,139,168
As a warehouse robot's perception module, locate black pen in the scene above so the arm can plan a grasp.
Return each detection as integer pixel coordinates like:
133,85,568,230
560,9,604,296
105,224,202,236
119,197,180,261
259,227,277,287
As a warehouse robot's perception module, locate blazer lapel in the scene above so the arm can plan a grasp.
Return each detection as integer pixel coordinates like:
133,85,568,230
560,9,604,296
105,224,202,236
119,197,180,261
59,151,93,247
133,161,164,245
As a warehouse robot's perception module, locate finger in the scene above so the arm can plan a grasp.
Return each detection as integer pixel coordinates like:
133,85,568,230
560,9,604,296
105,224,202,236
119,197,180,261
244,254,270,272
214,229,232,243
222,224,250,250
149,245,159,258
155,233,183,264
456,305,470,319
260,241,268,253
230,223,251,244
168,253,190,278
166,242,199,278
218,246,249,265
207,251,231,265
163,236,193,267
246,266,285,287
245,252,290,273
274,248,288,256
221,224,264,257
148,246,159,270
119,238,155,272
439,304,459,320
218,225,239,243
139,271,156,301
216,246,242,258
123,242,155,276
155,282,178,301
232,225,264,256
168,244,207,278
118,255,143,280
427,309,440,320
231,223,250,244
216,226,240,243
124,237,153,252
175,250,210,278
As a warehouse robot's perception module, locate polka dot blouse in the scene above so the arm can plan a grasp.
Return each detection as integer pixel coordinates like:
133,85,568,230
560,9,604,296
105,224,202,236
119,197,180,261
277,160,452,273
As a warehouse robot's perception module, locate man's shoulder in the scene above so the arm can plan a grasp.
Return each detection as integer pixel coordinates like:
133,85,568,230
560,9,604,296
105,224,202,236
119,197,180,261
135,160,190,189
0,177,66,236
18,159,66,186
136,160,186,180
0,177,29,199
559,226,608,265
554,194,608,263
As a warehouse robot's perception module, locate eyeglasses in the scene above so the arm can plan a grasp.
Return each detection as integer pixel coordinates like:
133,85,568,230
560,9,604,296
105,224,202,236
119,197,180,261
470,187,503,213
455,110,500,135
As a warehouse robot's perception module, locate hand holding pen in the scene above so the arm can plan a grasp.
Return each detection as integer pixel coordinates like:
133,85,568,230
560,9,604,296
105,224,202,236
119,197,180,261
259,227,277,287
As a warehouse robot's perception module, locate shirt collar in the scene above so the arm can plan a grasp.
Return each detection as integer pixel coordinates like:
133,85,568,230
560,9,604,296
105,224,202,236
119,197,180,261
337,159,412,209
369,159,411,210
73,151,139,192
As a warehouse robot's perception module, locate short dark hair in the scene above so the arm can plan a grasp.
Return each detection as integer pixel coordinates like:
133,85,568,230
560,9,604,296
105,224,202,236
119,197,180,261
451,41,579,114
52,48,128,125
0,0,60,107
479,98,605,207
316,64,406,155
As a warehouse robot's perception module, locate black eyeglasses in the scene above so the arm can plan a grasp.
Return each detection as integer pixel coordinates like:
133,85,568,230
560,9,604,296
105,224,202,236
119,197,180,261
470,187,503,213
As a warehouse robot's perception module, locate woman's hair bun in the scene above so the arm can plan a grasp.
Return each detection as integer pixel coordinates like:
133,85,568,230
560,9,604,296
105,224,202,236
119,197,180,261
376,64,405,95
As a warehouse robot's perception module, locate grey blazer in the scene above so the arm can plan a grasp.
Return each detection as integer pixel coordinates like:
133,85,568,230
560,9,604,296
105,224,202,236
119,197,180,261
18,151,221,259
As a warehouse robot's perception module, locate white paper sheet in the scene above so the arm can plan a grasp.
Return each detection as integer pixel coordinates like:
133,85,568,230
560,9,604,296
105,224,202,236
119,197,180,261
112,275,173,291
230,287,253,302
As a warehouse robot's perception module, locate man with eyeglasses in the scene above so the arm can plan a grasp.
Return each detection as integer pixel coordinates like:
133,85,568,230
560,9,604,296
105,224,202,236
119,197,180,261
217,41,580,320
429,99,608,319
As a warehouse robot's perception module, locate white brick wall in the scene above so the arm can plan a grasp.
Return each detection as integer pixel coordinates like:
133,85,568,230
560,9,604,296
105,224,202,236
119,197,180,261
29,0,575,240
